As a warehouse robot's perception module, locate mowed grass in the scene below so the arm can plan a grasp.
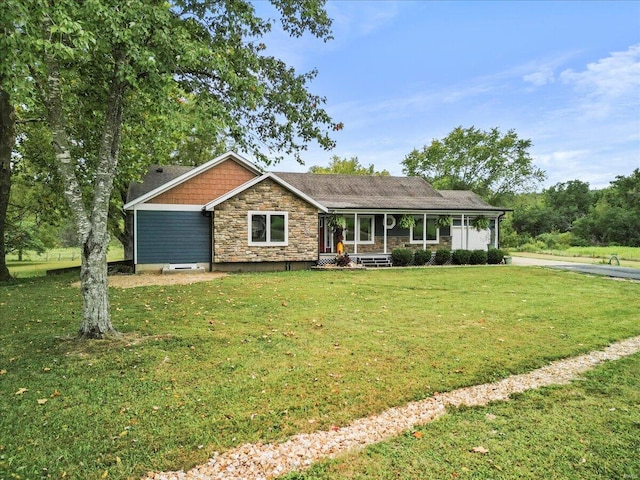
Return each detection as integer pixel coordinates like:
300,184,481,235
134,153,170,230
283,353,640,480
515,246,640,268
6,245,125,278
1,266,639,479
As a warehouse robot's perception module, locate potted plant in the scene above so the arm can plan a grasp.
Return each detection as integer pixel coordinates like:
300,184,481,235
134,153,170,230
399,214,416,229
328,215,347,232
471,215,490,231
435,215,453,228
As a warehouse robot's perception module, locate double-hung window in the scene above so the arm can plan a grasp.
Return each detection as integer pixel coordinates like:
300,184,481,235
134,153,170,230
410,216,438,244
343,215,374,244
248,211,288,246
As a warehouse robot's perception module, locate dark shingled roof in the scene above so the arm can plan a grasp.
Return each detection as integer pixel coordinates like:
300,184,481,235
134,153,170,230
274,172,502,211
126,165,504,212
126,165,194,204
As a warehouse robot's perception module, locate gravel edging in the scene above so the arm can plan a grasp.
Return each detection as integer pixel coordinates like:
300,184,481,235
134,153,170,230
144,335,640,480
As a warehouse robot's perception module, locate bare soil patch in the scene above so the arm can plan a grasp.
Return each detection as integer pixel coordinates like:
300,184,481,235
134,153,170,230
72,272,227,289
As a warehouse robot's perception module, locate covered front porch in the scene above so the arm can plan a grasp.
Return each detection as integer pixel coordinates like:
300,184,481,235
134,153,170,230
317,211,502,263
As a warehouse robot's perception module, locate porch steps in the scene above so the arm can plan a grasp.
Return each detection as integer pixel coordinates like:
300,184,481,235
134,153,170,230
358,256,393,268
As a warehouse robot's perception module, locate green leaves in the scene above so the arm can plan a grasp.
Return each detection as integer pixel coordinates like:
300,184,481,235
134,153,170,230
402,126,546,205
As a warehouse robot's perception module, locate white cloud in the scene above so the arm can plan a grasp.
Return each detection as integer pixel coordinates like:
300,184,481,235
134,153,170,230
560,44,640,116
523,67,555,86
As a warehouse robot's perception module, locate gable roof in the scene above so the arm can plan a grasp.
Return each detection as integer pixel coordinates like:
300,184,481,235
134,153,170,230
126,165,193,205
274,172,504,211
204,173,328,213
123,151,261,210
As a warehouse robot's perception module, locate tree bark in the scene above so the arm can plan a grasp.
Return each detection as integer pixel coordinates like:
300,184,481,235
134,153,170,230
43,50,126,338
0,87,15,282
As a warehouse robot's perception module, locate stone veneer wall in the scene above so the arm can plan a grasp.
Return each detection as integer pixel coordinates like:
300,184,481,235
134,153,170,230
213,178,319,263
352,235,451,254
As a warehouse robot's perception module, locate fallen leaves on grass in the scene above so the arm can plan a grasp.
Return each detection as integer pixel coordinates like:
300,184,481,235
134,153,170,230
15,388,28,395
37,398,48,405
470,446,489,454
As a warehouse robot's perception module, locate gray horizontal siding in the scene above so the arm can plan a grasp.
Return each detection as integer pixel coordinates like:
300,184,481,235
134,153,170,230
137,210,210,264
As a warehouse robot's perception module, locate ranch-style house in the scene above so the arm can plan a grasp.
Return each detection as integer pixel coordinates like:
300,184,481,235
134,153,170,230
123,152,508,272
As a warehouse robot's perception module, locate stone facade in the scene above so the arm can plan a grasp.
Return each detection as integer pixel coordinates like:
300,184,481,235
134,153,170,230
213,178,319,264
349,235,452,254
149,159,256,205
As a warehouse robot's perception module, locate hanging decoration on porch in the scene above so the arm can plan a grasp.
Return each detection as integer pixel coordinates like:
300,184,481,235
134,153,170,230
398,214,416,229
472,215,490,231
327,214,347,233
436,215,453,228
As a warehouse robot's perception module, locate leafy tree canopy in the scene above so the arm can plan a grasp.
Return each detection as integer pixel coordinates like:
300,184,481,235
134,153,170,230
309,155,389,175
402,126,546,205
0,0,341,336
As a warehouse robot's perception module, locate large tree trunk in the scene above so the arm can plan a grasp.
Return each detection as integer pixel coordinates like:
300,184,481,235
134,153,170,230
0,87,15,282
79,229,112,337
44,50,126,338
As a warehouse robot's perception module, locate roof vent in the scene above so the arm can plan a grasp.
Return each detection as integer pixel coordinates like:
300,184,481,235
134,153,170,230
156,167,164,173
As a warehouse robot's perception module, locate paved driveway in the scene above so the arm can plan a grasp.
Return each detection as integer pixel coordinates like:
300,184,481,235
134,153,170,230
511,255,640,281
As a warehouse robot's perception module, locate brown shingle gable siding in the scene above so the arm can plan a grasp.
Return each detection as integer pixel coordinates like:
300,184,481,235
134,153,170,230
148,159,257,205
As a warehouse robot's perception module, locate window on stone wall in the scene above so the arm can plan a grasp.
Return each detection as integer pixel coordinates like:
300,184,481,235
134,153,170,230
248,211,288,246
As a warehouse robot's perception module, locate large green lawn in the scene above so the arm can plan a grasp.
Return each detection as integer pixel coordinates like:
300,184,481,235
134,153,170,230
1,267,639,479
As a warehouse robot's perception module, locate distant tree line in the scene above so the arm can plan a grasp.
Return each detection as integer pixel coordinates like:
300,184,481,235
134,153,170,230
503,170,640,249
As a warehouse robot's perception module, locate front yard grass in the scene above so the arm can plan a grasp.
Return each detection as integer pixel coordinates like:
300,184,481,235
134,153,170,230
284,353,640,480
1,266,639,479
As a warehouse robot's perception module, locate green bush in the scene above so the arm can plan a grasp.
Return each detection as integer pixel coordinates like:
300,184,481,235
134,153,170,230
434,248,451,265
392,248,413,266
413,249,431,266
487,248,505,264
470,249,488,265
451,249,472,265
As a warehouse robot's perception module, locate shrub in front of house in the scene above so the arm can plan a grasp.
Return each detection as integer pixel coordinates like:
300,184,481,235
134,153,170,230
470,249,488,265
434,248,451,265
451,249,472,265
487,248,505,264
413,249,431,266
392,248,413,266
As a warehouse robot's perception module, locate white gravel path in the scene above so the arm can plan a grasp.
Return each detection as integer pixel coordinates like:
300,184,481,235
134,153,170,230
144,335,640,480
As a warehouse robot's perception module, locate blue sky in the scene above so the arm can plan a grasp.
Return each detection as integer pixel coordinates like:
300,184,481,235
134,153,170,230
257,1,639,190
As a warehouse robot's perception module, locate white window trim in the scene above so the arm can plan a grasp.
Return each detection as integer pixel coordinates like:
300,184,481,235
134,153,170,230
409,216,439,244
248,211,289,246
343,214,375,245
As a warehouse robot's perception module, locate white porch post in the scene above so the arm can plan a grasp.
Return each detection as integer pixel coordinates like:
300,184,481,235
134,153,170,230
383,213,388,254
422,213,427,250
465,215,470,250
354,212,358,255
460,213,464,250
494,214,499,248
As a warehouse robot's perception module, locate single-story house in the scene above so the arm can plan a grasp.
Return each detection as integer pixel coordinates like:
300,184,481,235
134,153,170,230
123,151,509,272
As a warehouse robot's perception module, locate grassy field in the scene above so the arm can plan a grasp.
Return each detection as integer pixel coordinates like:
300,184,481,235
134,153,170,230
1,267,639,479
284,354,640,480
514,246,640,266
6,245,125,278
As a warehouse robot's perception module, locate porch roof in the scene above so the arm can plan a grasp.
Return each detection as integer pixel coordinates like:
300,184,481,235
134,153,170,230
274,172,505,212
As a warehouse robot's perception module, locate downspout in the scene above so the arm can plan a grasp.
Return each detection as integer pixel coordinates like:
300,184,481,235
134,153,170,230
496,211,506,249
202,207,213,271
